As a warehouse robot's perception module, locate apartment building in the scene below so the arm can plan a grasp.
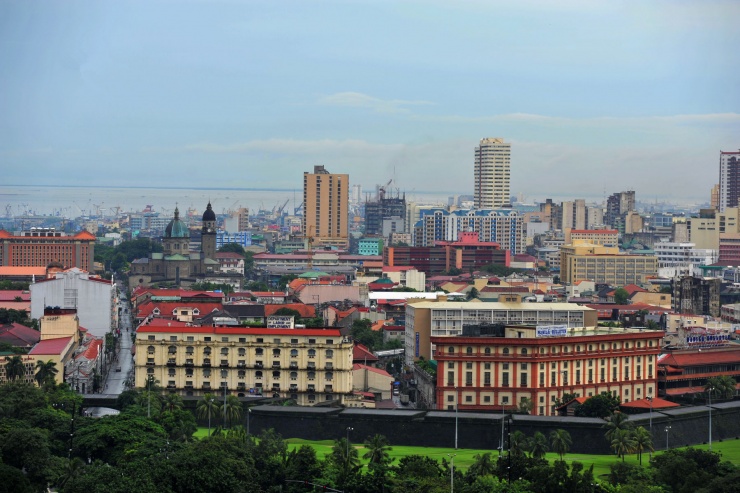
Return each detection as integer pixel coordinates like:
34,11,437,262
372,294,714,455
413,209,525,255
565,229,619,246
719,150,740,212
303,165,349,248
474,137,511,209
405,299,597,365
560,242,657,285
653,241,718,278
433,324,662,416
134,323,353,405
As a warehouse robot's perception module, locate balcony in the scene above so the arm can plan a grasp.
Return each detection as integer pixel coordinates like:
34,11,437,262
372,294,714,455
184,384,193,389
271,386,281,392
254,363,264,369
202,385,211,390
307,385,315,392
166,384,176,389
167,359,176,367
237,383,246,390
237,362,246,368
185,360,194,367
324,385,333,393
220,361,229,368
289,362,298,370
307,363,316,369
325,363,333,370
272,362,281,368
289,385,298,392
203,359,211,367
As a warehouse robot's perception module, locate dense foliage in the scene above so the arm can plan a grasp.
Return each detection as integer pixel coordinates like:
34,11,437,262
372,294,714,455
2,381,740,493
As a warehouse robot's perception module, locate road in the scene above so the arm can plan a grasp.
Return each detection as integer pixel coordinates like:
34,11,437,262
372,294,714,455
86,286,134,417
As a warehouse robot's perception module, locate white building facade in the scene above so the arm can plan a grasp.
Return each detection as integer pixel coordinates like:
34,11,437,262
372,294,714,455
474,137,511,209
30,268,116,338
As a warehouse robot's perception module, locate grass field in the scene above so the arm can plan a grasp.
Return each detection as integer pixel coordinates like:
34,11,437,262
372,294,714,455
195,427,740,480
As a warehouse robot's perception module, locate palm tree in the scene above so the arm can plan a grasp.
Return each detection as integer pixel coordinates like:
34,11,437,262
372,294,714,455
528,431,549,459
549,429,572,460
362,434,392,467
222,395,243,428
196,393,221,436
34,359,58,387
610,429,637,461
5,355,26,381
632,426,653,465
603,411,632,443
162,393,183,412
705,376,737,400
509,430,528,457
468,452,496,477
227,425,248,444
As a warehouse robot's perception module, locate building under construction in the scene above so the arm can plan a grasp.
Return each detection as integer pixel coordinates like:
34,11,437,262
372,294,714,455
364,186,406,237
671,276,721,317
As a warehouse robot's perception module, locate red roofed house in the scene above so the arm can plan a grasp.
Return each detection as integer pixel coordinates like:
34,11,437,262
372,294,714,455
263,303,316,319
658,347,740,398
135,301,224,324
620,396,680,414
0,322,40,351
353,343,379,365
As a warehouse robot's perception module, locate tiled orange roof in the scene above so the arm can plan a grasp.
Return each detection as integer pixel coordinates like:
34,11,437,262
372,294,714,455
0,266,47,276
263,303,315,318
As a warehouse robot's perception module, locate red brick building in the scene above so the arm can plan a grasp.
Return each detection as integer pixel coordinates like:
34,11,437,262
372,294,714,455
658,347,740,398
384,232,509,275
432,326,663,416
0,229,95,271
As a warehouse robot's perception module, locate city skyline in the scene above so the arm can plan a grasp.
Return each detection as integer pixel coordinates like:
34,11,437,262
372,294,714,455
1,1,738,202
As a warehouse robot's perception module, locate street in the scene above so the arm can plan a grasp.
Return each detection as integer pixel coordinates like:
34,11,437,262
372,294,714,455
105,285,134,395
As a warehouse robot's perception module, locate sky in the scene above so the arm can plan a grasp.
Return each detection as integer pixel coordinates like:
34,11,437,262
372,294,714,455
1,0,738,205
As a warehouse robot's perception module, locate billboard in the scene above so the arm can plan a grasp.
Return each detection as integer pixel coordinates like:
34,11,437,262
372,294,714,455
267,316,295,328
536,325,567,337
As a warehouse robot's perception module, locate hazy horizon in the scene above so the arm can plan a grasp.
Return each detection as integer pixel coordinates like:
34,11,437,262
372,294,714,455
1,1,738,203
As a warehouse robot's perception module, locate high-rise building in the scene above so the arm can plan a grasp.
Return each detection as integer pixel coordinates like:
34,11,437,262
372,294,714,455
605,190,636,229
474,138,511,209
719,150,740,212
364,193,406,237
302,165,349,248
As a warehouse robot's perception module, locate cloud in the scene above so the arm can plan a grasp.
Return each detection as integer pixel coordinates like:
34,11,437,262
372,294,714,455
318,92,434,114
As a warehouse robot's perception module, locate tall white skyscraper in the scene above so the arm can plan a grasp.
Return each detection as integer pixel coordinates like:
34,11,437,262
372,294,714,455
719,150,740,212
474,137,511,209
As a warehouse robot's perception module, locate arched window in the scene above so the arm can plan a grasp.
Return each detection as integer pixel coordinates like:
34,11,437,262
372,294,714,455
521,348,527,355
484,347,491,355
308,349,316,357
466,347,473,355
502,347,510,354
448,347,454,354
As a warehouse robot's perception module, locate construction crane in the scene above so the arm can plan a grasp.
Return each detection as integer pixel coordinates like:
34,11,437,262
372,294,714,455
294,201,303,216
276,199,289,215
378,178,392,200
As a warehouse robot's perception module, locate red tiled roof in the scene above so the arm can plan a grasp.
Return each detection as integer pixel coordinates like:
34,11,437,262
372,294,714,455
0,266,47,276
383,325,405,332
136,326,342,336
77,338,103,361
136,302,224,319
481,286,530,293
0,301,30,312
620,397,679,410
215,252,244,259
29,337,73,355
353,363,392,377
659,348,740,367
139,319,194,328
251,292,287,297
263,303,315,318
382,266,416,272
0,322,40,346
353,343,379,362
0,291,31,302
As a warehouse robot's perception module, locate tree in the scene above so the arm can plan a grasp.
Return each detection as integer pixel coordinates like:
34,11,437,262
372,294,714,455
467,287,480,300
509,430,528,457
196,393,221,435
632,426,653,465
362,434,392,468
614,287,630,305
549,429,572,460
4,355,26,381
527,432,549,459
162,393,183,412
611,429,637,461
218,243,246,256
34,359,58,387
575,392,621,418
467,451,497,478
517,397,534,414
222,395,243,428
705,375,737,400
604,411,632,443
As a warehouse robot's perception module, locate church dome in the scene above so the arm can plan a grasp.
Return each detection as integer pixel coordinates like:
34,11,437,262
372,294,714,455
202,202,216,222
165,207,189,238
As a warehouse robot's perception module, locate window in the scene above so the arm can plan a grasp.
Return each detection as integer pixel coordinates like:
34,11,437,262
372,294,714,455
484,396,491,403
325,350,334,358
290,349,298,357
484,372,491,385
448,346,454,354
465,372,473,385
520,373,527,387
466,362,473,369
502,372,509,386
520,363,527,370
448,362,454,369
465,395,472,403
325,372,333,380
447,395,454,402
290,372,297,379
256,348,264,355
502,347,510,354
484,363,491,370
484,347,491,354
466,347,473,355
308,349,316,358
521,348,527,355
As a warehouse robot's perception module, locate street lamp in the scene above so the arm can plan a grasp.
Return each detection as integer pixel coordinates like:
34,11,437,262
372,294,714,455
454,386,459,450
500,403,506,456
208,398,215,436
447,453,456,493
708,386,715,451
346,427,354,460
647,394,653,458
664,425,671,450
247,408,252,436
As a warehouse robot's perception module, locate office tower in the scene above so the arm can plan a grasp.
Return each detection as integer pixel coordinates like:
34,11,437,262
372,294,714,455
303,165,349,248
719,151,740,212
605,190,636,228
474,138,511,209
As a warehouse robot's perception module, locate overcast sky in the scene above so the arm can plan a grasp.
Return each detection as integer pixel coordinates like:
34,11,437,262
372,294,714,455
1,0,738,204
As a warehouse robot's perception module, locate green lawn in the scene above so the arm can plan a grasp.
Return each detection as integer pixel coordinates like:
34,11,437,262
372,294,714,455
194,427,740,480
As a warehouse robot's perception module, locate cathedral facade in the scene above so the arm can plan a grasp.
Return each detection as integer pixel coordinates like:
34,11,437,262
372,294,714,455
129,203,221,289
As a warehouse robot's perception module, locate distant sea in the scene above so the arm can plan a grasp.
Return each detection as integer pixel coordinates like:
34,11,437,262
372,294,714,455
0,184,451,218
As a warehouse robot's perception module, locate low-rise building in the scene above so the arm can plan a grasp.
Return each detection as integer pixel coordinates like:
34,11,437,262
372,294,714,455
658,347,740,398
134,324,353,405
560,241,657,285
433,324,662,416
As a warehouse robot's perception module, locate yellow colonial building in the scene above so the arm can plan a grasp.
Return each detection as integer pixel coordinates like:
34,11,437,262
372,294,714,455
135,321,353,406
560,241,657,285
